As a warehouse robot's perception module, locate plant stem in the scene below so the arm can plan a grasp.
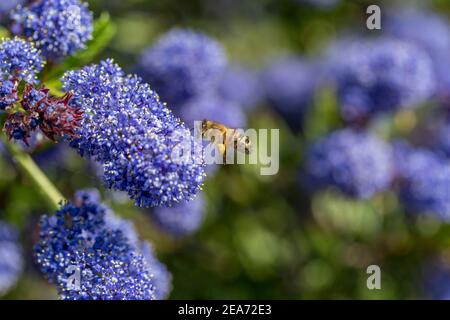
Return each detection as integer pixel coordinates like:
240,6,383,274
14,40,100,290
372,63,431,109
2,138,65,211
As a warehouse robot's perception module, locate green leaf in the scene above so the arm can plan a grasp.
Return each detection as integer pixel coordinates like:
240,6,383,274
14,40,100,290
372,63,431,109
303,86,341,142
0,26,10,39
1,137,65,212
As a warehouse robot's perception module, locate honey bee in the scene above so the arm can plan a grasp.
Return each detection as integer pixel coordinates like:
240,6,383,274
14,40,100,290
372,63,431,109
199,120,252,161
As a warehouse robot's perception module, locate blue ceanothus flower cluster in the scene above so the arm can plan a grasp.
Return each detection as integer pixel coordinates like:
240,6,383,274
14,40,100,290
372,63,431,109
11,0,93,60
140,242,172,299
386,9,450,102
151,193,205,236
262,56,318,132
0,221,23,296
34,189,171,300
0,0,21,15
217,65,262,110
138,28,253,129
62,59,205,207
330,38,435,123
139,28,227,107
393,142,450,220
422,260,450,300
303,129,393,199
0,38,43,110
0,37,43,85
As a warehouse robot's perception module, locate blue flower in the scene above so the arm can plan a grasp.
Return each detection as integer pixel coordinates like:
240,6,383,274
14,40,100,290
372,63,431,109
393,142,450,219
302,129,393,198
298,0,339,8
62,60,205,207
180,94,247,129
140,242,172,299
100,202,171,299
0,79,18,110
331,38,435,123
11,0,93,60
386,9,450,100
0,38,43,83
422,259,450,300
422,114,450,158
150,193,205,236
217,65,262,109
262,56,317,132
138,28,227,106
0,221,23,296
387,9,450,56
34,189,158,300
0,0,21,15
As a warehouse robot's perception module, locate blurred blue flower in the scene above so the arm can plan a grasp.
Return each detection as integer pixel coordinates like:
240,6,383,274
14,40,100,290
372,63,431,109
11,0,93,60
386,9,450,101
302,129,393,198
393,142,450,219
422,114,450,158
0,0,21,15
298,0,339,9
262,56,317,132
0,221,23,296
217,65,262,109
34,189,158,300
422,260,450,300
101,206,171,299
0,38,43,84
150,194,205,236
140,242,172,299
138,28,227,106
62,60,205,208
387,9,450,55
180,94,247,129
331,38,435,123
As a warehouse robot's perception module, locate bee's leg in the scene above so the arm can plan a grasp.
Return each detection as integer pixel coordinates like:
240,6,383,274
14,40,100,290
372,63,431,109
217,144,226,164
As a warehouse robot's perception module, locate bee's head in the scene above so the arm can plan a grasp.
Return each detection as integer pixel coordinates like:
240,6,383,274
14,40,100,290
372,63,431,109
245,136,253,154
235,136,253,154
